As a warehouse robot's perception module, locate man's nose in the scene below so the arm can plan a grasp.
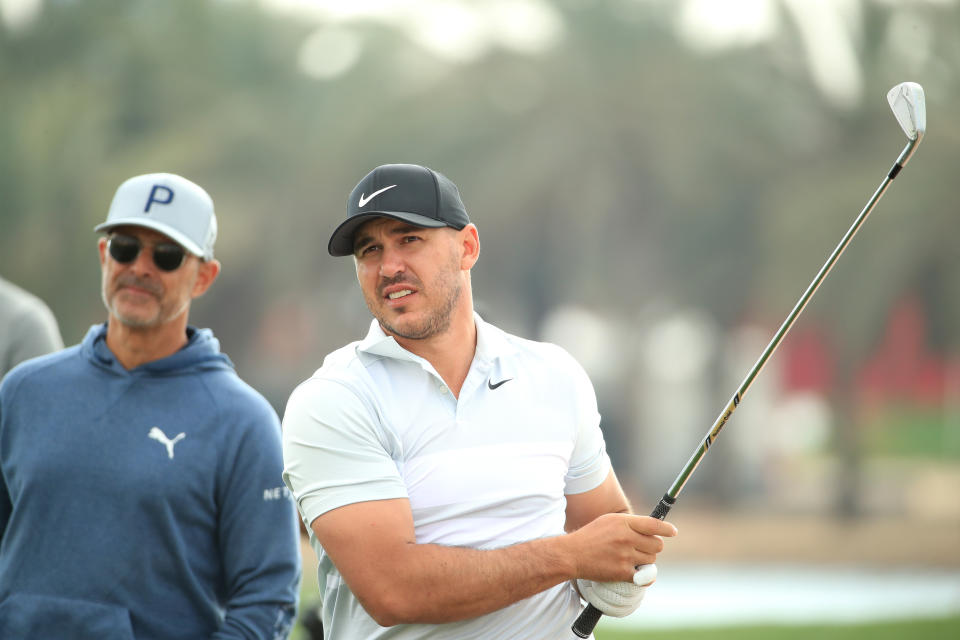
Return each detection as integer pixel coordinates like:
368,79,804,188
378,246,405,277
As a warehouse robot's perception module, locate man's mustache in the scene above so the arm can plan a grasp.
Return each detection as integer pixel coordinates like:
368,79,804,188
115,275,163,297
378,273,421,297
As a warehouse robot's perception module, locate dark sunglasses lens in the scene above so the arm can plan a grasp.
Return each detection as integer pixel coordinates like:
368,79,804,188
108,235,140,263
153,244,186,271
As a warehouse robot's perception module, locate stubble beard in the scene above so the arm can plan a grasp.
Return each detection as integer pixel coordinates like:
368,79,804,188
370,271,463,341
101,273,187,329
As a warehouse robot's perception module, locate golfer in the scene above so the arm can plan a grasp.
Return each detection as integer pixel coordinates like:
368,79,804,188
282,163,677,639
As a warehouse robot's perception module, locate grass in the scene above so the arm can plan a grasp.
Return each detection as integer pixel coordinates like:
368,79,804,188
594,616,960,639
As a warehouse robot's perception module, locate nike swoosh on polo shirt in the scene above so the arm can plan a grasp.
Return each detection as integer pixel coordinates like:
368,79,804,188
488,378,512,390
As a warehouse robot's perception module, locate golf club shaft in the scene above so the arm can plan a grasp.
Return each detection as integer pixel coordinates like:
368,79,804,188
572,136,920,639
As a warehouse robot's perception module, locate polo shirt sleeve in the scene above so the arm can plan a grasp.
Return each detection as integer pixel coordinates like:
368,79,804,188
281,377,408,529
562,355,612,495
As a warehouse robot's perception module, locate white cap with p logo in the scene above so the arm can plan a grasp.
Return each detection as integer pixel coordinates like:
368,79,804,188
94,173,218,260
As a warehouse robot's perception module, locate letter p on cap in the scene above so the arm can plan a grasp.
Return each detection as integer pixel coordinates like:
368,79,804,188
145,185,174,213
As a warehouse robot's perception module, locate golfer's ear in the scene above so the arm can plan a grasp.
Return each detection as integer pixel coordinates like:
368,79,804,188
459,224,479,270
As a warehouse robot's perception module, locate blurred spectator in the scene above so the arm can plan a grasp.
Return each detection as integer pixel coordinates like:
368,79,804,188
0,276,63,378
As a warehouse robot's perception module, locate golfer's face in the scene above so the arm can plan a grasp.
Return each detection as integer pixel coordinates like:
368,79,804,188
353,218,463,341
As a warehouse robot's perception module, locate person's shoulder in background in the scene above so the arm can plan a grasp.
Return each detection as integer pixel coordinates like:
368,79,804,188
0,276,64,379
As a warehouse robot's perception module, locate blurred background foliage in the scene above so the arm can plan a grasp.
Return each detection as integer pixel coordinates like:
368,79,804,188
2,0,959,523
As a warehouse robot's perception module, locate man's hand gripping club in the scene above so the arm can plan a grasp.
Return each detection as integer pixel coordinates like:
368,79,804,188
568,513,676,617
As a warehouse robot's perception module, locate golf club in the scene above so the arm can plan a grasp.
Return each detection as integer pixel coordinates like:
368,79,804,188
572,81,927,638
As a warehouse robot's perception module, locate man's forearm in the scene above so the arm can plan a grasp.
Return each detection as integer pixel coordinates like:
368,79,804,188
312,494,675,627
360,534,578,626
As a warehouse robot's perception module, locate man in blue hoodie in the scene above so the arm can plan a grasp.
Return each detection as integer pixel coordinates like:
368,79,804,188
0,173,301,639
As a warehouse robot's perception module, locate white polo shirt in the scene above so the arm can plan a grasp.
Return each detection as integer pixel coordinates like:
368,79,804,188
282,314,611,639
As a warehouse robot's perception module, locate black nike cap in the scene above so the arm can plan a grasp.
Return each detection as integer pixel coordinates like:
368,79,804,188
327,163,471,257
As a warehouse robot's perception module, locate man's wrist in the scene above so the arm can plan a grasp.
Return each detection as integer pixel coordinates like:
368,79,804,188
525,532,580,583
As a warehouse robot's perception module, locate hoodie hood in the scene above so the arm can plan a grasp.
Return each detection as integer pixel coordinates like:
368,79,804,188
81,323,234,376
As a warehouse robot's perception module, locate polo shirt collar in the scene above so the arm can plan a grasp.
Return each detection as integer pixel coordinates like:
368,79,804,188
473,313,518,365
357,320,412,362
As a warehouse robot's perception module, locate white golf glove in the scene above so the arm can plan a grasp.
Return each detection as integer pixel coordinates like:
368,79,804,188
576,563,658,618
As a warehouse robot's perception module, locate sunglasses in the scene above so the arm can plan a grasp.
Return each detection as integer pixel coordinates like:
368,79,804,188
107,234,188,272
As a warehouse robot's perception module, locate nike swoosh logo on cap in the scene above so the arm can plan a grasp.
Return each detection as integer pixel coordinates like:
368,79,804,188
358,185,397,207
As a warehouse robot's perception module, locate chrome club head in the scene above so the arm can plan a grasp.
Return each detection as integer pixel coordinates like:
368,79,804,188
887,82,926,143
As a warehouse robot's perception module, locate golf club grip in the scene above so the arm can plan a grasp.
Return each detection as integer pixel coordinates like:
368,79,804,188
650,493,676,521
571,604,603,638
571,494,677,637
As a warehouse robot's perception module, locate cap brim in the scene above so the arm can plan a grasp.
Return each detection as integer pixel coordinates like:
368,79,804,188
327,211,450,257
94,218,207,258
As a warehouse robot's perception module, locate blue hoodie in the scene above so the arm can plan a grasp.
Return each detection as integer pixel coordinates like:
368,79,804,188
0,324,301,640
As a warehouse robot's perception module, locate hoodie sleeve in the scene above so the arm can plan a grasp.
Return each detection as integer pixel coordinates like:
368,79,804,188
212,394,301,640
0,383,10,542
0,471,8,544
